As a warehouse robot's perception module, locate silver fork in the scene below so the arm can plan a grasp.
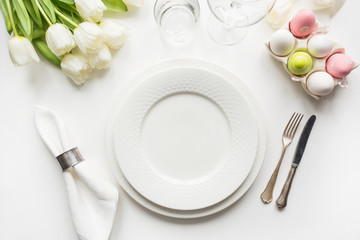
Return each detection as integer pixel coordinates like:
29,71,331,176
260,112,304,204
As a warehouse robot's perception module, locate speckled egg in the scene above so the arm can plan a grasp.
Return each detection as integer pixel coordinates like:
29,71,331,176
289,10,317,38
306,71,334,96
287,51,313,76
269,29,296,56
326,53,354,78
307,34,333,58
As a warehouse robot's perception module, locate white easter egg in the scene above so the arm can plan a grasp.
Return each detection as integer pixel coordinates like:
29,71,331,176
269,29,295,56
307,34,333,58
307,71,334,96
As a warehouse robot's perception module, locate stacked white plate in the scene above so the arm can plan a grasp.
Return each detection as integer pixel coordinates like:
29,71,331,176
106,59,266,218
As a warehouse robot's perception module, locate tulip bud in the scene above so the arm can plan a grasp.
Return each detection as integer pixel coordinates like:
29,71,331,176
71,47,88,62
99,19,128,49
266,0,293,29
61,53,92,85
88,44,112,69
8,36,40,66
123,0,144,7
74,0,107,22
314,0,335,8
74,22,104,54
46,23,76,56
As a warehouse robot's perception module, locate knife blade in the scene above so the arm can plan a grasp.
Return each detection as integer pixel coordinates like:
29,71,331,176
293,115,316,165
276,115,316,208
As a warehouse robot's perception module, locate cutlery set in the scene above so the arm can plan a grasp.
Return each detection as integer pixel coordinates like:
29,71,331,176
261,113,316,208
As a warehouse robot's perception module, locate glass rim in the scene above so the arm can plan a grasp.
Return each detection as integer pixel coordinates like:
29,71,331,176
154,0,201,24
206,0,277,27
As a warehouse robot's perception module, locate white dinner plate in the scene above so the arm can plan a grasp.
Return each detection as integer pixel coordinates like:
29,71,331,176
106,59,267,217
112,65,258,210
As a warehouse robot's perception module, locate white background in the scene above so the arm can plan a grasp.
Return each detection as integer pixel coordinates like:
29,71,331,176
1,0,360,239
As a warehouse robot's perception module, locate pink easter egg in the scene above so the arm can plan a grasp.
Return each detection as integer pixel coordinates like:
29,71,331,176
326,53,354,78
289,10,316,38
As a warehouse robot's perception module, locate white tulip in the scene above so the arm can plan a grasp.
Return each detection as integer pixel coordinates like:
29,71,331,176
266,0,294,29
46,23,76,56
311,0,345,16
8,36,40,66
74,22,104,54
88,44,112,69
61,53,92,85
99,19,128,49
71,47,89,62
315,0,335,7
123,0,143,7
74,0,107,22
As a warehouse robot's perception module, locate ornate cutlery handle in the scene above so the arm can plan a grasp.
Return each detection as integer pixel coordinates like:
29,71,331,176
276,164,298,209
260,147,287,203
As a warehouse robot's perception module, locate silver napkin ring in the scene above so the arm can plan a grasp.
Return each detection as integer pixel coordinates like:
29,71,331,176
56,147,84,171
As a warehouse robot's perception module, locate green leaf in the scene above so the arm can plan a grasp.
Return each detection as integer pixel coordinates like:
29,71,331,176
55,7,81,31
71,11,82,23
38,0,56,23
53,0,77,13
13,0,32,36
13,11,33,40
33,38,61,67
57,15,73,30
0,0,12,34
102,0,127,12
56,0,74,4
23,0,42,27
30,0,42,26
32,27,45,38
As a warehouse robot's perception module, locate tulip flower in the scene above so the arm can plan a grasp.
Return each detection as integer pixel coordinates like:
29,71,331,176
71,47,88,61
99,19,128,49
74,0,107,22
123,0,144,7
46,23,76,56
311,0,345,16
74,22,104,54
61,53,92,85
88,44,112,69
266,0,294,29
8,36,40,66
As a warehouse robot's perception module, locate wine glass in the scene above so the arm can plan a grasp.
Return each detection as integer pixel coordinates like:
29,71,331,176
207,0,276,45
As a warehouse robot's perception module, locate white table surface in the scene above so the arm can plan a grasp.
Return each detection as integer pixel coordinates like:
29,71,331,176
1,1,360,239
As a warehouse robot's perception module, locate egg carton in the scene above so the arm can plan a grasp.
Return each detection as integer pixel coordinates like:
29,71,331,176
266,11,358,100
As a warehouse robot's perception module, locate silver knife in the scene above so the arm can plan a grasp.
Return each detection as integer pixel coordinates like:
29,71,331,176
276,115,316,208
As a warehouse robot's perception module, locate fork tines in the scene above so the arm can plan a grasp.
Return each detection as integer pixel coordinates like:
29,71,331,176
284,113,304,138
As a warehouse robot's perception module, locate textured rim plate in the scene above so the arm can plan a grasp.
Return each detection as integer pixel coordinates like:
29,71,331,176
112,66,258,210
106,59,267,218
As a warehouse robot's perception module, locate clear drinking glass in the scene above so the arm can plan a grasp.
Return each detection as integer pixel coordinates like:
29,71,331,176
154,0,200,44
207,0,276,45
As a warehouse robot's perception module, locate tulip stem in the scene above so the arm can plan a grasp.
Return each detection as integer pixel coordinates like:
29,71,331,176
35,0,53,26
54,9,79,28
5,0,18,36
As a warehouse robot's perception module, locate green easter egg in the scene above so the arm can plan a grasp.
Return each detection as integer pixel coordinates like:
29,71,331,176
287,52,313,76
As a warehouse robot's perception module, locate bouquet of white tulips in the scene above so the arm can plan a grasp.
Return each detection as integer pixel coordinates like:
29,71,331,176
0,0,143,85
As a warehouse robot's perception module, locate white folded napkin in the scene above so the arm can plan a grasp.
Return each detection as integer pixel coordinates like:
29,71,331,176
34,106,118,240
